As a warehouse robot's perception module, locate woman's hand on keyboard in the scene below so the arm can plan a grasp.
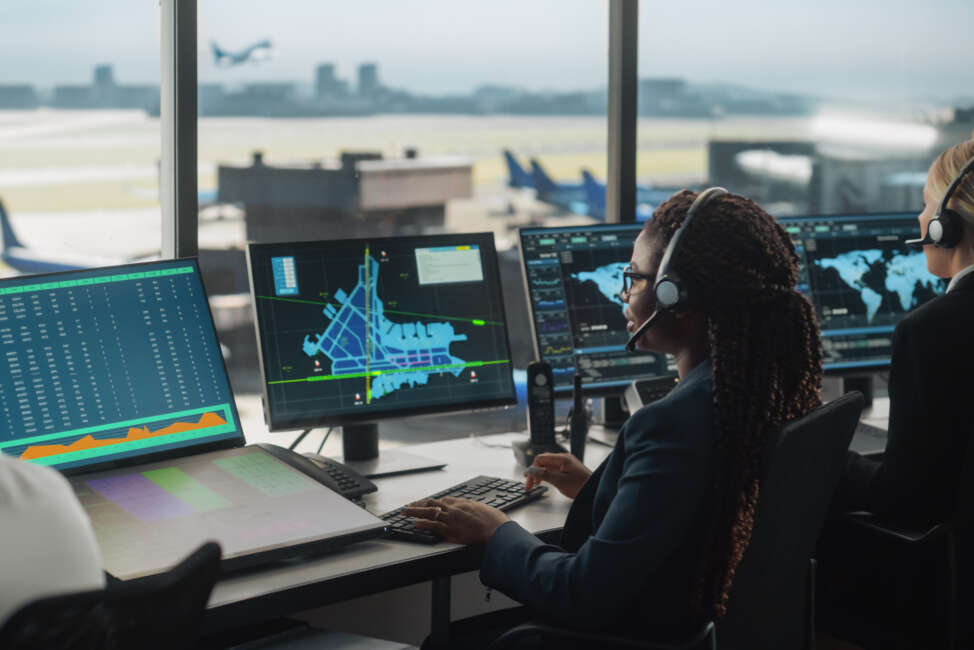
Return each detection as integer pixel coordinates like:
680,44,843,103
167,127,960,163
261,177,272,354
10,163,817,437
525,453,591,499
403,497,510,545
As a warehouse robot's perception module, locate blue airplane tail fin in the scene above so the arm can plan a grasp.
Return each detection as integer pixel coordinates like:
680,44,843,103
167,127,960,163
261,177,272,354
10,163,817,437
210,41,226,62
0,200,23,250
503,150,532,189
530,159,559,196
581,170,607,221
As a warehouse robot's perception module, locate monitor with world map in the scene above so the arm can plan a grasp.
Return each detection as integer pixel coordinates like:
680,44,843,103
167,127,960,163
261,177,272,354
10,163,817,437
247,233,517,442
518,223,675,394
780,212,947,371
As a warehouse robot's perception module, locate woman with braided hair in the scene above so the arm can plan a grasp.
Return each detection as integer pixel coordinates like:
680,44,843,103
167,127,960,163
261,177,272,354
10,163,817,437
405,189,822,648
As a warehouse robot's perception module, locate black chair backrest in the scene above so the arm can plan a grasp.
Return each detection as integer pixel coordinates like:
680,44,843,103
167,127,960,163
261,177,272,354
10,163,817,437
720,392,864,650
952,420,974,530
0,541,221,650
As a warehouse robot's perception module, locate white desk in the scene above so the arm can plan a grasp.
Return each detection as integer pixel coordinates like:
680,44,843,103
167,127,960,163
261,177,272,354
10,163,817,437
205,432,612,640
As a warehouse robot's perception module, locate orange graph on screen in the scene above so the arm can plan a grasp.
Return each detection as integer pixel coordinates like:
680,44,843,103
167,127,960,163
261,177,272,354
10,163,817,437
19,412,227,460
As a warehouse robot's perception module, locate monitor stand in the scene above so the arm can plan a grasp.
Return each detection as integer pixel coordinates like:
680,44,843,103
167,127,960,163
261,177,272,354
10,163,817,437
587,396,628,447
337,423,446,479
841,375,874,408
594,396,629,429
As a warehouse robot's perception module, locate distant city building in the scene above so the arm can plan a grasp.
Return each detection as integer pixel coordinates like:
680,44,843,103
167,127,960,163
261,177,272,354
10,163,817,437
0,85,39,109
357,63,380,96
51,64,156,110
2,62,827,120
315,63,348,98
93,64,115,88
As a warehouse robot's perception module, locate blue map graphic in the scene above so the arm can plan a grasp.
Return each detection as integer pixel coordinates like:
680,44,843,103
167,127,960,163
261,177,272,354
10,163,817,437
301,255,467,400
814,249,941,323
573,262,628,316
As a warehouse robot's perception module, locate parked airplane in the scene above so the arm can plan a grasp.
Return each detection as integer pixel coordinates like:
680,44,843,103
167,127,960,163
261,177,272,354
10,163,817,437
503,150,534,189
211,39,273,67
504,150,677,222
0,200,130,274
581,170,662,222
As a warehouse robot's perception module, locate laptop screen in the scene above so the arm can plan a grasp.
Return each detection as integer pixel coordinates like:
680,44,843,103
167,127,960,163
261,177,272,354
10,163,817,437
0,259,244,474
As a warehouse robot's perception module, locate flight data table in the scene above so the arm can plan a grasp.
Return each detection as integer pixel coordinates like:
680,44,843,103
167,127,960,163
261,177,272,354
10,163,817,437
0,262,240,470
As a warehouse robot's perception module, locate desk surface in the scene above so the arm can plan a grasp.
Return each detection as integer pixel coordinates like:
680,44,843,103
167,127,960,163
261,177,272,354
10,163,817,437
205,432,612,633
208,395,888,633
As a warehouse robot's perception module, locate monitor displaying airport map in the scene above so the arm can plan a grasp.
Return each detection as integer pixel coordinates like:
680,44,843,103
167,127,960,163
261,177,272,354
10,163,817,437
0,260,244,473
519,224,674,393
247,233,516,430
780,213,947,371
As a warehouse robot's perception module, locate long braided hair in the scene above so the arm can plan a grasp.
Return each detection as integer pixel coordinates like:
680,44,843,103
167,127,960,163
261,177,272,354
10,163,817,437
645,190,822,617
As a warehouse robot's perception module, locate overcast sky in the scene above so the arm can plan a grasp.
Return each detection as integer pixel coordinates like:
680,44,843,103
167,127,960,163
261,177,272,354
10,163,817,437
2,0,972,105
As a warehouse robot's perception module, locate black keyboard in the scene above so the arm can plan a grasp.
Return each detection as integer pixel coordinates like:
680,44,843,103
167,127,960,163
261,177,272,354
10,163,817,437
855,421,888,440
380,475,548,544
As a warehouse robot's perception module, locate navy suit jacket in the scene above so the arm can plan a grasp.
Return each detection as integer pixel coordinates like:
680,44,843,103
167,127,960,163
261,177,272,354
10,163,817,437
480,361,715,631
840,271,974,526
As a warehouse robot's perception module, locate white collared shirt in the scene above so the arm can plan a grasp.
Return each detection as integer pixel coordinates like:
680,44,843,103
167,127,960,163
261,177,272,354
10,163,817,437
947,263,974,293
0,454,104,625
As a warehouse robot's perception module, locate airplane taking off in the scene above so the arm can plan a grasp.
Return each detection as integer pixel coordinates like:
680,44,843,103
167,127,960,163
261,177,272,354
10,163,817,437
211,39,273,67
0,200,129,274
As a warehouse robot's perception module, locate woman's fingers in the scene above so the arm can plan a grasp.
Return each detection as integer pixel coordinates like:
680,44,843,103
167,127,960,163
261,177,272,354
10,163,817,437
412,519,450,535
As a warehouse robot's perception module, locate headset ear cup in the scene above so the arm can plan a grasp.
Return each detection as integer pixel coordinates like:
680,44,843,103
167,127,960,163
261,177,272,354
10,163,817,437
939,209,964,248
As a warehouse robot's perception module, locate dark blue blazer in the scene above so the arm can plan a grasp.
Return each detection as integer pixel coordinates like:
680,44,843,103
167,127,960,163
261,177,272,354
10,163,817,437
841,271,974,526
480,360,715,631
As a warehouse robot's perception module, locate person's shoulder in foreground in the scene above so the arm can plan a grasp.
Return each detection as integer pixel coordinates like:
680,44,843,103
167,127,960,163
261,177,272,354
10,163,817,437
0,454,104,626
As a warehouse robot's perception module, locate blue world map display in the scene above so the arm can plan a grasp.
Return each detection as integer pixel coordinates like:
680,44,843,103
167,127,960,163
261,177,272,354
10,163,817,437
813,249,940,323
572,262,628,317
301,255,467,401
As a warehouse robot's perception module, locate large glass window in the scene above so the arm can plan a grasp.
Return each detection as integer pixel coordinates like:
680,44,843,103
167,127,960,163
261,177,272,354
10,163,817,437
196,1,610,422
636,0,974,218
0,3,162,278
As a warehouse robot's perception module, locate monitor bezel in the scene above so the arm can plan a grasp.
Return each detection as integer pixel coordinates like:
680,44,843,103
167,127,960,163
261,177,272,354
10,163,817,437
0,258,245,477
246,232,518,432
517,222,672,397
778,210,931,374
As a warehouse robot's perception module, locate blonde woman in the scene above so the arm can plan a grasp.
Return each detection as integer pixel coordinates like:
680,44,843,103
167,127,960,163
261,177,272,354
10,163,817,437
840,138,974,526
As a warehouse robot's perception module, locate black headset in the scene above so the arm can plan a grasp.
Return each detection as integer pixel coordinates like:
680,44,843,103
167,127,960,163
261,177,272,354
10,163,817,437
626,187,728,353
906,155,974,250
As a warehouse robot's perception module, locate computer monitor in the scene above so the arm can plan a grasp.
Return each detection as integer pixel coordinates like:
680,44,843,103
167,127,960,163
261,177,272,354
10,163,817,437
247,233,516,473
0,259,244,475
780,212,947,372
518,223,675,395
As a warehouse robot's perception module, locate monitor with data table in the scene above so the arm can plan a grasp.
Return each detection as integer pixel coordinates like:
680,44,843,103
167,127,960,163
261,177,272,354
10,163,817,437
518,223,675,394
247,233,517,471
0,259,245,474
780,212,947,371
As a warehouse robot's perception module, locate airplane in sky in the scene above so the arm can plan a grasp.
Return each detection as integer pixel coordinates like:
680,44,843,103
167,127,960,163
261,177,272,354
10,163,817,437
0,200,128,274
211,39,273,67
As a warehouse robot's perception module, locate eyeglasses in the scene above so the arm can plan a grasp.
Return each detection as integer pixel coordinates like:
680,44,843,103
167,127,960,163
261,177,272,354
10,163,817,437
620,265,655,298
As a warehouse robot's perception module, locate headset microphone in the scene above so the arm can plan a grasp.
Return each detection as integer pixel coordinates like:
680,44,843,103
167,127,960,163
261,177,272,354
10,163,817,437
625,187,728,353
905,155,974,250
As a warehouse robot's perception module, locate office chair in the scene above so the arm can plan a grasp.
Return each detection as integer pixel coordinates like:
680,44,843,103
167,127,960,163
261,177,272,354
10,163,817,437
487,392,864,650
836,431,974,650
0,541,222,650
719,391,864,650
